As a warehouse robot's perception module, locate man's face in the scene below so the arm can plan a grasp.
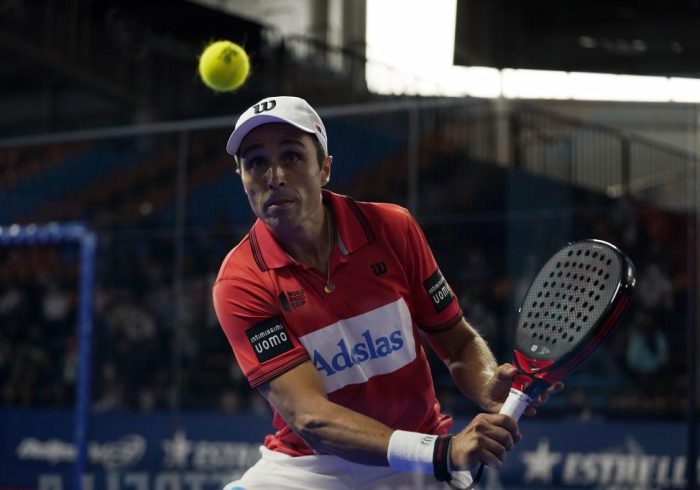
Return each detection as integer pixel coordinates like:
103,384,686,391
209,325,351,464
237,123,331,231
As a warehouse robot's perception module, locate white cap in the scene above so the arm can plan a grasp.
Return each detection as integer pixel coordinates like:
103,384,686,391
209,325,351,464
226,96,328,159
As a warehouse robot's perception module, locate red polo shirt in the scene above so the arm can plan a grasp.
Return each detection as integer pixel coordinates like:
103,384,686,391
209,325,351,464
213,190,463,456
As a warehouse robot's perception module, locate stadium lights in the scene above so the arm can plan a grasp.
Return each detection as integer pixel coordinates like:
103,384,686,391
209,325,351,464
366,0,700,103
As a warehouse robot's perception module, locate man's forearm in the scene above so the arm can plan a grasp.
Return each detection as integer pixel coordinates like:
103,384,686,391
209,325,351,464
293,398,394,465
426,318,499,410
258,363,394,466
447,333,498,409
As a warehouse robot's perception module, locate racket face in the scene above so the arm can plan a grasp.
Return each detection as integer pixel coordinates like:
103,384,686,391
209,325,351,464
515,240,635,368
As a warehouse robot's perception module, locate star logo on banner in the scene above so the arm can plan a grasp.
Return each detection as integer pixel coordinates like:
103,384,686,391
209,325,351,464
162,429,192,468
520,438,562,484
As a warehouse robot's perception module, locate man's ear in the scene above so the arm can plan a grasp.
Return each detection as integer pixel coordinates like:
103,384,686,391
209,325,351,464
322,155,333,185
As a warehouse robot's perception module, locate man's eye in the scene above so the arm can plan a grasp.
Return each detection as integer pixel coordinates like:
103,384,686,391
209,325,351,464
248,157,266,168
282,152,301,163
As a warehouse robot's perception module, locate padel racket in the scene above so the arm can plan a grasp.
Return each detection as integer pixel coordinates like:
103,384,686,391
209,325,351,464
458,239,635,489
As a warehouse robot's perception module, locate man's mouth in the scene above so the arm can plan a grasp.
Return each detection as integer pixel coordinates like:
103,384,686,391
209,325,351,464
265,198,295,210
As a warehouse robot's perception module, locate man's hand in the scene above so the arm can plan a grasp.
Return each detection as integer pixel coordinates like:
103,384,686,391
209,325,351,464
483,363,564,417
449,413,521,470
425,319,563,417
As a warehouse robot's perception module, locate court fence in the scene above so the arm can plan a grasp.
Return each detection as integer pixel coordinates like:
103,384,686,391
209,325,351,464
0,97,697,488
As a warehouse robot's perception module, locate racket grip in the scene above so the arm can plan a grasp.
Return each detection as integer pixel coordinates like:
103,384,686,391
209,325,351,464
499,388,532,421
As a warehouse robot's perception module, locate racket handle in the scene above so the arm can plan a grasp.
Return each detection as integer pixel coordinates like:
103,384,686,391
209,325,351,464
462,387,535,489
499,388,532,421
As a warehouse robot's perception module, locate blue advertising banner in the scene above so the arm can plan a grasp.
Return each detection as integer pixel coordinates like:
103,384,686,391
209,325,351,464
493,418,697,489
0,409,269,490
0,409,697,490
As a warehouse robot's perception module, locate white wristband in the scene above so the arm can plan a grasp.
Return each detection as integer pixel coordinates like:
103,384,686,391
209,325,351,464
387,430,437,474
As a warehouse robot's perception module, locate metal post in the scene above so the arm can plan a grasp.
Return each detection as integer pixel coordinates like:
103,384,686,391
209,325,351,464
620,137,631,197
74,229,96,490
407,108,419,216
688,157,698,490
494,97,511,167
510,106,521,169
171,131,188,416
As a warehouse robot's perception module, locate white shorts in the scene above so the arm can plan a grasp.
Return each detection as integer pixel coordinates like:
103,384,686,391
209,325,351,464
223,446,472,490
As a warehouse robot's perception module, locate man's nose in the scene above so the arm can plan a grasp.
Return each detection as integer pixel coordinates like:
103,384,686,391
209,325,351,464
266,163,286,188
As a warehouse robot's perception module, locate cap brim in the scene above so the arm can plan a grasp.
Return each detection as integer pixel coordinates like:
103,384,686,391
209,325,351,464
226,115,316,156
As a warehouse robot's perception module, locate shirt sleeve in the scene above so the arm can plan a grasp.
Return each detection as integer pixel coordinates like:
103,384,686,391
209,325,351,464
213,277,310,388
402,212,463,332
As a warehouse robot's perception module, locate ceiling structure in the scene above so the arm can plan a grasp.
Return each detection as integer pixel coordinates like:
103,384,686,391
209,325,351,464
3,0,700,137
454,0,700,77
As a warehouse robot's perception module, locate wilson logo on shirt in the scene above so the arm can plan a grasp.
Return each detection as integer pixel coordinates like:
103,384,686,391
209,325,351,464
246,316,294,363
288,289,306,308
298,298,417,393
370,261,387,276
279,289,306,312
423,269,454,313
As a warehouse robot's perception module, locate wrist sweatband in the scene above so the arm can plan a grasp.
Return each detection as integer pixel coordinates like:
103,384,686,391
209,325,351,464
387,430,437,474
433,434,454,482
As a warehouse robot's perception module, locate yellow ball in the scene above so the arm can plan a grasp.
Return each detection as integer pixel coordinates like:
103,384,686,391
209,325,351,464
198,40,250,92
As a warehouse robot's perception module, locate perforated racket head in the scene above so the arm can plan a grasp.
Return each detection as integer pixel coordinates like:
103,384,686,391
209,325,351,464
515,239,635,371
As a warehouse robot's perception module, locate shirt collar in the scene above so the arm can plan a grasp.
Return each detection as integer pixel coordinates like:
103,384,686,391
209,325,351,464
249,190,375,271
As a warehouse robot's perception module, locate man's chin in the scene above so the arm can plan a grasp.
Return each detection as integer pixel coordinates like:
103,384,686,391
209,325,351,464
264,206,294,220
262,213,295,230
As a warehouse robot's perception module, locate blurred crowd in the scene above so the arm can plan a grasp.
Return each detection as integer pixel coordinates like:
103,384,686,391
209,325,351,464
0,161,692,420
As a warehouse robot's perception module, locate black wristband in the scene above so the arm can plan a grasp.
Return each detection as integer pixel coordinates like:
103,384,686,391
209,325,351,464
432,433,454,482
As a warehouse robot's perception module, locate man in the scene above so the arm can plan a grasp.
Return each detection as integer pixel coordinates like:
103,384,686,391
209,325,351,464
213,96,561,489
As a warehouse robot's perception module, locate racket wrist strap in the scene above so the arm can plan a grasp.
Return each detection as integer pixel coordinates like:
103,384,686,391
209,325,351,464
387,430,437,474
433,434,454,482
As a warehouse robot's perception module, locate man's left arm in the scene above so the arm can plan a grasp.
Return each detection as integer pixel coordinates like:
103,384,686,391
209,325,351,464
425,317,562,416
393,209,562,412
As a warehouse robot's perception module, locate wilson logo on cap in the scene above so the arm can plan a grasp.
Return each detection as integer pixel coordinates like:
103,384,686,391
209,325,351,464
227,96,328,158
253,100,277,114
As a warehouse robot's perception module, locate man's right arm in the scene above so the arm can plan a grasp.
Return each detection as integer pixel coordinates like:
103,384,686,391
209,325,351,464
257,359,520,471
257,360,394,466
214,272,519,472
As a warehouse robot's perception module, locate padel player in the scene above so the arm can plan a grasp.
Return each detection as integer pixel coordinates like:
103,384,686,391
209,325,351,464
213,96,562,489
